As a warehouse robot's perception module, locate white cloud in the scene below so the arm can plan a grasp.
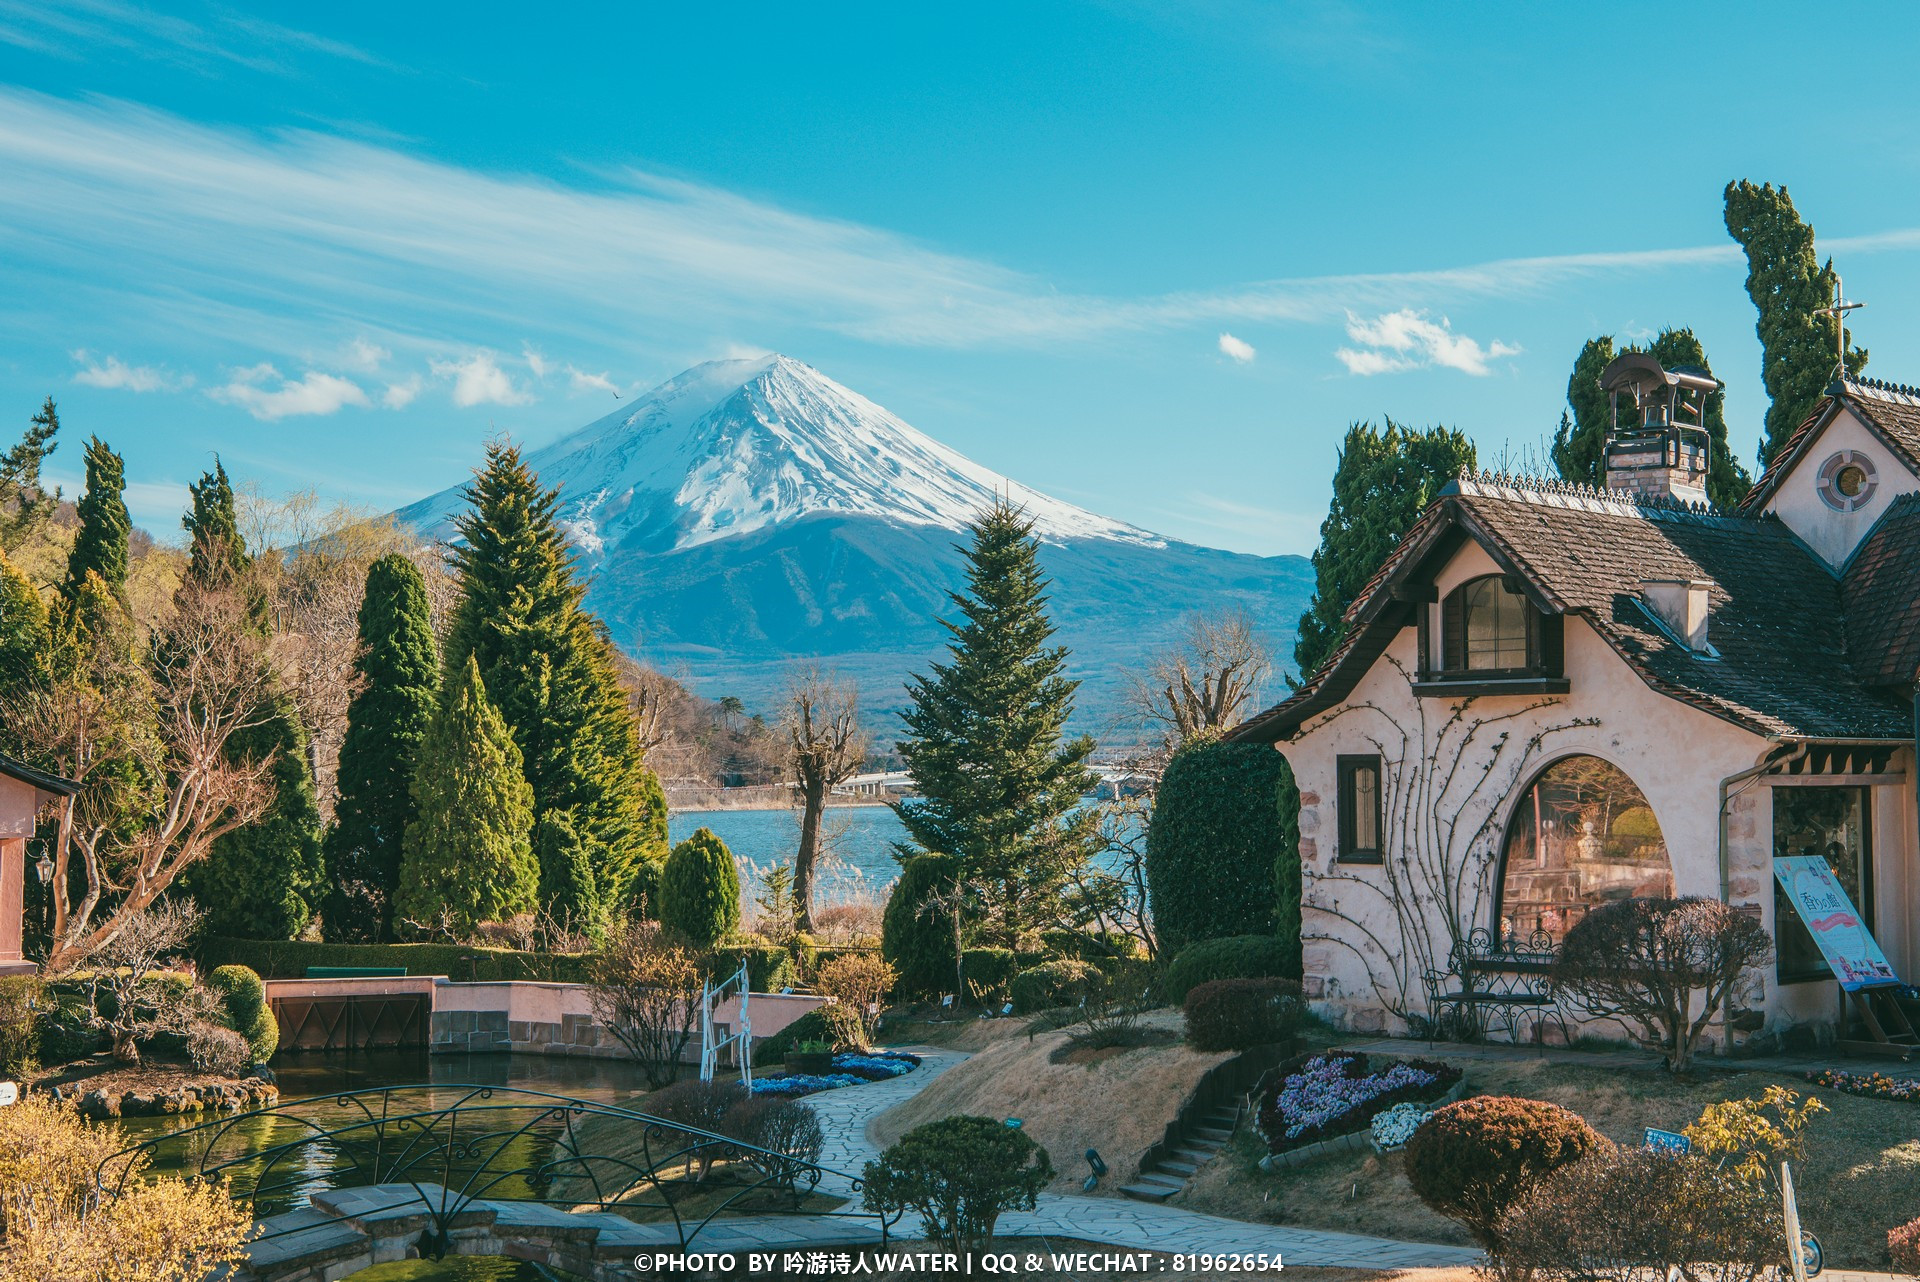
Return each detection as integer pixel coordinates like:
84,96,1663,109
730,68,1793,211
69,351,190,392
522,344,551,380
567,366,621,396
1335,308,1520,376
211,363,370,419
381,374,422,409
431,351,532,407
1217,332,1256,363
343,337,389,372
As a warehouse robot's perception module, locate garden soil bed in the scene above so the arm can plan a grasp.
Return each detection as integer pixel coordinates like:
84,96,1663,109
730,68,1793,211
33,1057,277,1118
868,1011,1232,1195
1175,1053,1920,1271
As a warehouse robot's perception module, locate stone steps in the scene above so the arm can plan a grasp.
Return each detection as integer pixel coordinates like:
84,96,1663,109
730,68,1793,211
1121,1101,1243,1203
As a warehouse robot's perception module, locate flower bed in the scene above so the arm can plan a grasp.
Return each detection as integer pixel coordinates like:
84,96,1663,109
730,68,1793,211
1369,1101,1433,1151
1805,1067,1920,1103
751,1051,919,1098
1255,1051,1461,1155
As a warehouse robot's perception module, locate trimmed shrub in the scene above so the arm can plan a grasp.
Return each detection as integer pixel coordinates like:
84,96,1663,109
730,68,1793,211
816,954,896,1048
862,1115,1053,1251
186,1022,251,1077
661,828,742,948
882,853,962,998
712,942,794,993
1165,934,1293,1005
959,948,1018,1002
762,1007,837,1058
205,965,278,1063
1008,960,1100,1015
1183,977,1306,1052
0,976,41,1078
723,1095,826,1192
1891,1215,1920,1274
647,1077,746,1133
1145,738,1300,960
1490,1147,1783,1282
1403,1095,1608,1248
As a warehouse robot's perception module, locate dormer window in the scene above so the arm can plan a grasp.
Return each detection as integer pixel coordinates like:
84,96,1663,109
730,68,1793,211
1416,573,1567,695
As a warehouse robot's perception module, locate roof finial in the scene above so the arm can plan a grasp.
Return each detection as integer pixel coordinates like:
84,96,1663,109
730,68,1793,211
1816,271,1865,381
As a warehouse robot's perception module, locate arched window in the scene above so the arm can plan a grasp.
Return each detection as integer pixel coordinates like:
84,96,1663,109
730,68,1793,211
1497,755,1673,944
1442,576,1533,672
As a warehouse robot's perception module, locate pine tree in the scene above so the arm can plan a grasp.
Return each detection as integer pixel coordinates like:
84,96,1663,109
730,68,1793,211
1725,180,1868,467
175,463,325,939
394,656,539,937
324,554,439,941
1293,421,1475,679
62,436,130,609
443,443,668,925
1,397,60,550
659,826,741,948
1551,329,1752,508
893,500,1101,944
0,551,52,699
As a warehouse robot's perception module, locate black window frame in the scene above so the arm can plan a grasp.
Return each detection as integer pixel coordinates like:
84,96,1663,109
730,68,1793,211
1337,753,1384,864
1416,574,1567,695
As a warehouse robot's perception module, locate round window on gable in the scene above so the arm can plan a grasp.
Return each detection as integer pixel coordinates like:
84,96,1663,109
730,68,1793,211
1816,449,1879,512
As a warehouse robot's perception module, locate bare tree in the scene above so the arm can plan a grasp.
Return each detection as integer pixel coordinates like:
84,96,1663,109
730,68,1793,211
8,581,278,972
587,922,703,1088
80,901,204,1063
782,667,868,933
1127,607,1274,748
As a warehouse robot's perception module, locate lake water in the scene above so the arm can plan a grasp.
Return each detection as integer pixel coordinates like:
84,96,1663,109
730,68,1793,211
668,806,909,906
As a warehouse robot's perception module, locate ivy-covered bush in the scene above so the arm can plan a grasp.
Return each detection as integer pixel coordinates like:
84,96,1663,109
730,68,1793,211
1144,738,1300,960
882,853,961,998
1165,934,1294,1005
862,1115,1053,1251
1403,1095,1607,1247
1183,977,1305,1052
205,965,278,1063
1008,960,1100,1014
660,828,742,948
0,977,41,1078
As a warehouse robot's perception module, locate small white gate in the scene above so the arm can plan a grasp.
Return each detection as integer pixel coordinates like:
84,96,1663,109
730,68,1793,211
698,960,752,1087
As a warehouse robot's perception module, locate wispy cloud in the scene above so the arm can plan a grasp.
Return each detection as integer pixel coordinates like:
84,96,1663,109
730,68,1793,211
1217,332,1256,363
211,364,369,419
342,336,389,373
522,345,552,380
381,374,422,409
431,351,531,407
0,1,389,74
567,366,623,397
1335,308,1519,376
70,350,191,392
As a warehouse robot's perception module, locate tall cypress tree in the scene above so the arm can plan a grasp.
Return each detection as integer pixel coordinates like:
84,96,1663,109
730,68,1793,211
1551,329,1752,508
1293,421,1475,680
176,462,325,939
62,436,130,609
324,554,439,941
1,397,60,551
394,655,539,937
893,500,1101,944
443,443,668,927
1725,180,1868,467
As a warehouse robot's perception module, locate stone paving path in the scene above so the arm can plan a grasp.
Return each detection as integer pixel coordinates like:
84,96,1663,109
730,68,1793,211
802,1044,1482,1269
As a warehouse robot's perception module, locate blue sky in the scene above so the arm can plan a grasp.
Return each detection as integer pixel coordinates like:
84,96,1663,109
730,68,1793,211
5,1,1920,556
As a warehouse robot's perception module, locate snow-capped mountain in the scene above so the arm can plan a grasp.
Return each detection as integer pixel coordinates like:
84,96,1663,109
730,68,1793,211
397,355,1312,731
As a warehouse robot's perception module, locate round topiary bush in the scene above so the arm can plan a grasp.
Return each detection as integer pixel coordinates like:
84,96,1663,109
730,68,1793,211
1008,960,1101,1014
1182,977,1306,1052
1402,1095,1608,1247
1145,738,1300,960
659,827,741,948
959,947,1018,1002
205,964,278,1063
881,853,962,999
862,1115,1053,1251
1165,934,1294,1005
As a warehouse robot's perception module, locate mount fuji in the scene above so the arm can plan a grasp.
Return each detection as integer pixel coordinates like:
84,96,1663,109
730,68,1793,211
396,355,1313,732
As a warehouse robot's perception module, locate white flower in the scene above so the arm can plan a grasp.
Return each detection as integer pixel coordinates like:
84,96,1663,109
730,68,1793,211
1370,1102,1432,1150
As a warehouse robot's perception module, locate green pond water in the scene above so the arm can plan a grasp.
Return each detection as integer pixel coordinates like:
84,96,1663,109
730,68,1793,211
107,1050,662,1221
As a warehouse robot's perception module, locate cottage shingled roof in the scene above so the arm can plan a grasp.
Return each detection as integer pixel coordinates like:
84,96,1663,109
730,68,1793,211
1841,491,1920,689
1742,378,1920,513
1233,473,1916,744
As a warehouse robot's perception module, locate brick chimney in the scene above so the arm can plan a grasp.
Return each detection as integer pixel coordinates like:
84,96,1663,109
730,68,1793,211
1598,353,1716,505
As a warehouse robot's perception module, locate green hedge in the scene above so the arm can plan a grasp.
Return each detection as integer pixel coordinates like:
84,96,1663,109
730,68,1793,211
1165,934,1298,1005
960,948,1019,1000
196,937,597,983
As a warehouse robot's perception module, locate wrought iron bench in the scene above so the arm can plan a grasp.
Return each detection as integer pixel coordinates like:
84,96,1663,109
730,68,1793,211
1421,928,1566,1045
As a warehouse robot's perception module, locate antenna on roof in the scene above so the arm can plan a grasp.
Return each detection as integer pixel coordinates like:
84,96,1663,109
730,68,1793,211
1815,272,1865,380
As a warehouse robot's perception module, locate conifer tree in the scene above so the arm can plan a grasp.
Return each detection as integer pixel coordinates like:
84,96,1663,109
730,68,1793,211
0,552,52,699
1293,421,1475,679
394,656,539,937
1,397,60,550
175,463,326,939
324,554,439,941
894,501,1101,944
443,443,668,925
1725,180,1868,467
1551,329,1751,508
659,826,741,948
62,436,130,609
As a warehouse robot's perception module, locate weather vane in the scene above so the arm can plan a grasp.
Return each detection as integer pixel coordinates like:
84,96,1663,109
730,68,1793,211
1816,272,1865,379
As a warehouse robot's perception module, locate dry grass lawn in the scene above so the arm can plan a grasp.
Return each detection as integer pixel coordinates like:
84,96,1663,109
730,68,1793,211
1177,1054,1920,1270
870,1011,1232,1194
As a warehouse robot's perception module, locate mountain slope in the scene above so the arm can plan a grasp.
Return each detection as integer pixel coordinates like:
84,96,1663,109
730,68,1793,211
396,356,1312,732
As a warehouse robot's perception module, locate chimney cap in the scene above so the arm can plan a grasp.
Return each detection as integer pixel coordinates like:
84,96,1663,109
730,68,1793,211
1599,352,1721,399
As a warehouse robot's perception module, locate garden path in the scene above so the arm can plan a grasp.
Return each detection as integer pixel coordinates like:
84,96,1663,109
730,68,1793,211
805,1043,1483,1269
